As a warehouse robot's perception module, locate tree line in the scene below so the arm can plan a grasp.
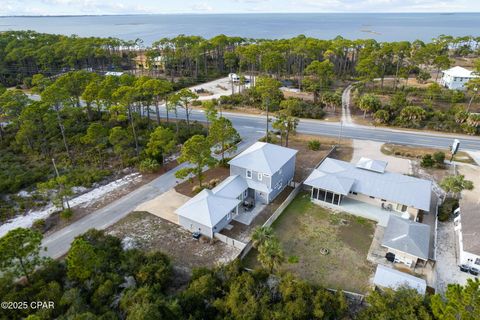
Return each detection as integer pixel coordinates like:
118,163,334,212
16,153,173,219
0,31,139,87
0,227,479,320
0,70,210,222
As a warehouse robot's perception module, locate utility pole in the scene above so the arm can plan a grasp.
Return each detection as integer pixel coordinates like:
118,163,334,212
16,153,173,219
265,98,269,143
337,120,343,145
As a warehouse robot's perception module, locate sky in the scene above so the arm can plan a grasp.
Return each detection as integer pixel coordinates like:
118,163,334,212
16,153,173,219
1,0,480,16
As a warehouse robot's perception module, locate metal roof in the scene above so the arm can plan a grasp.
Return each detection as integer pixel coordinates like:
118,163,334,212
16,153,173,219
304,170,355,195
356,157,388,173
228,142,297,175
443,66,478,78
373,265,427,294
382,216,430,260
459,195,480,255
304,158,432,211
212,175,248,198
245,178,271,193
175,189,240,228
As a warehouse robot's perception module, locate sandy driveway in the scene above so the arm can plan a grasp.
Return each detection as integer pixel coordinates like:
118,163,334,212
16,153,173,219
189,76,252,101
135,189,190,224
351,140,411,174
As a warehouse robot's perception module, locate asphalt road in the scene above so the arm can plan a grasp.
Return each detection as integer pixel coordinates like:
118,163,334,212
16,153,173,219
164,108,480,151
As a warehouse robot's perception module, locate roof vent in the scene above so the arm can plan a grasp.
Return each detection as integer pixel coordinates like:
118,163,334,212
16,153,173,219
355,157,388,173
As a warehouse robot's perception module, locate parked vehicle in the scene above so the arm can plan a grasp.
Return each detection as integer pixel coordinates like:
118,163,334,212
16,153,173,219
469,267,479,276
229,73,240,82
459,264,470,272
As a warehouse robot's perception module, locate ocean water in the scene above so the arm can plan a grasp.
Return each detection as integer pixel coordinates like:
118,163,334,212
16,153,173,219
0,13,479,45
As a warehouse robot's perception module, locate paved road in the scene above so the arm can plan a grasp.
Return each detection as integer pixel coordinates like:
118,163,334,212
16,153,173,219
163,108,480,151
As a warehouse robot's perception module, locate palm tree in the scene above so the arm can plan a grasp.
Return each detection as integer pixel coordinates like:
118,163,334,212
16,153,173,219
440,174,474,199
251,226,274,249
257,239,285,273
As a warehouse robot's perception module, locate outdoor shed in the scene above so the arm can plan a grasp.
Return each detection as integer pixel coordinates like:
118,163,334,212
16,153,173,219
381,216,431,267
373,264,427,294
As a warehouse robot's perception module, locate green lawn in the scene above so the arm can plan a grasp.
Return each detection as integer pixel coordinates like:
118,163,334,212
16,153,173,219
244,192,376,293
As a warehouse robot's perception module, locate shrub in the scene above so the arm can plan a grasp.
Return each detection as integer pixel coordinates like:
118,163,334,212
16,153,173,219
433,151,446,167
32,219,46,231
192,185,203,194
208,178,220,188
308,140,321,151
438,198,459,222
139,158,160,173
191,100,202,106
288,255,299,264
60,209,74,220
420,154,434,168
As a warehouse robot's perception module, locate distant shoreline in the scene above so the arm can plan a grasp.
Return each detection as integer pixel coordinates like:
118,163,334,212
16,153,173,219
0,12,477,18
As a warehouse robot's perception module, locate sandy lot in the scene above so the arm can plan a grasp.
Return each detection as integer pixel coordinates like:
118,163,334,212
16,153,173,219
135,189,190,224
352,140,411,174
107,211,240,270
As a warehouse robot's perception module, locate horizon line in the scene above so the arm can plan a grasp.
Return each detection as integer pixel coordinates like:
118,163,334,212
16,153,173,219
0,11,479,18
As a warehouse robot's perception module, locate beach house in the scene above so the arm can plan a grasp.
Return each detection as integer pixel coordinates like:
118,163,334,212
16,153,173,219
440,66,478,90
454,197,480,269
176,142,297,238
303,157,432,222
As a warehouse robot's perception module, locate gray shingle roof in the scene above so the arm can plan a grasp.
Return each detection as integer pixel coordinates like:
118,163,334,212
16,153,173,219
373,265,426,294
228,142,297,175
382,216,430,260
175,189,240,228
304,158,432,211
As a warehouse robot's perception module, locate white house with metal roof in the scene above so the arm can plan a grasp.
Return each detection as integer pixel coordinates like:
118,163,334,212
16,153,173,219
176,142,297,238
454,191,480,269
440,66,478,90
382,216,431,267
304,157,432,221
373,265,427,294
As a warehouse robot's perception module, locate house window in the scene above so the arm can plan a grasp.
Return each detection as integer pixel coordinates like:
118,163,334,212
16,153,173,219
244,190,248,198
381,199,387,202
475,258,480,266
369,196,375,199
352,192,358,195
258,173,262,181
246,170,252,179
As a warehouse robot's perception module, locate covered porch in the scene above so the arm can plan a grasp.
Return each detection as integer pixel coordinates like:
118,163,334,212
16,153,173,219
311,187,345,206
312,196,410,227
234,188,267,225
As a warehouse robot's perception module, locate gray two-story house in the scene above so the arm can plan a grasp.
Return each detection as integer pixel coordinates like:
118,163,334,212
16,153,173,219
228,142,297,204
176,142,297,238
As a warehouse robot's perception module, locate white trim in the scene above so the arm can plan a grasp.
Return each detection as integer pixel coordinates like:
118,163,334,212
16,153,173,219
258,172,262,181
